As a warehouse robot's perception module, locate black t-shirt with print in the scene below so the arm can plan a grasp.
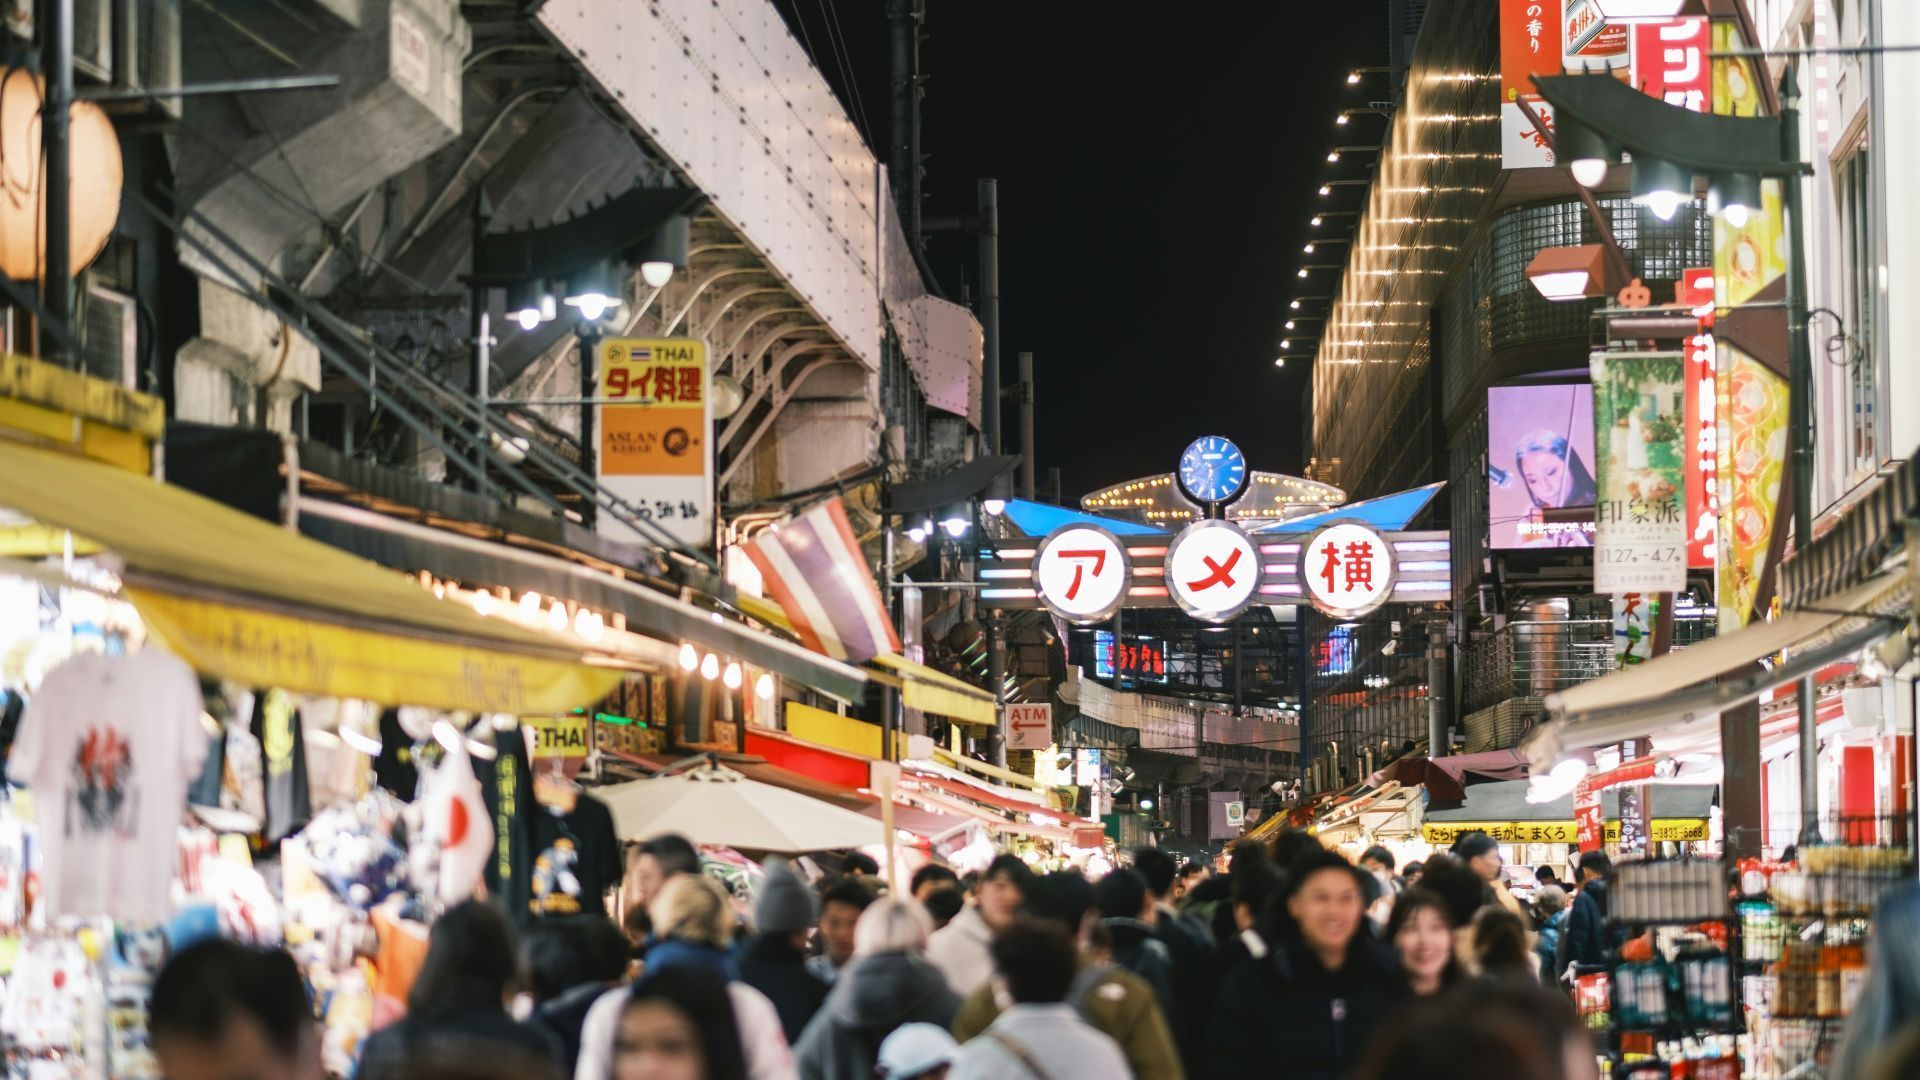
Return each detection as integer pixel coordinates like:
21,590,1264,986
528,793,622,919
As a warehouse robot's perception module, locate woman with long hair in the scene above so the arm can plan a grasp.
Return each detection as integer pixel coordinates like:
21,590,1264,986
356,901,562,1079
1385,888,1460,997
1515,429,1598,547
613,966,749,1080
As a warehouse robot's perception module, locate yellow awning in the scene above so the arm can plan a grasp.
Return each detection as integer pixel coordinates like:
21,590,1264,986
870,652,997,726
0,440,620,713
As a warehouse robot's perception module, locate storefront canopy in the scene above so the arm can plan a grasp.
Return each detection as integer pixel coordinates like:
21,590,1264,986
1420,779,1715,845
1368,750,1529,804
1522,574,1908,771
0,440,619,713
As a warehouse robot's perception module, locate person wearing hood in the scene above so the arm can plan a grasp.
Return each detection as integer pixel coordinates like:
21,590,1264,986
1207,848,1408,1080
926,855,1031,997
1092,868,1174,1019
793,897,961,1080
575,874,796,1080
738,859,831,1046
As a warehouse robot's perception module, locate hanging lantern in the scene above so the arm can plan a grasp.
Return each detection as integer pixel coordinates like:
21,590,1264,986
0,67,124,283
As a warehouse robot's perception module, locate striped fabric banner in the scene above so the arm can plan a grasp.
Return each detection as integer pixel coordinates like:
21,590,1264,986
1780,453,1918,609
745,497,901,664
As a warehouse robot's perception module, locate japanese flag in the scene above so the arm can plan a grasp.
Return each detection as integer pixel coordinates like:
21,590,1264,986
420,735,493,905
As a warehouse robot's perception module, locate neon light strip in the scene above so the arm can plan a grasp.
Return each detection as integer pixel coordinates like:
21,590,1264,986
1393,540,1449,552
988,548,1037,560
1129,547,1169,558
1128,586,1169,597
1259,583,1304,595
979,588,1037,600
1393,581,1449,592
1136,566,1165,577
1259,544,1302,556
1399,560,1450,572
1262,564,1299,576
979,568,1032,579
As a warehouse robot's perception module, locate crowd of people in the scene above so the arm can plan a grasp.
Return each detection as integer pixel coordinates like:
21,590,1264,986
141,829,1642,1080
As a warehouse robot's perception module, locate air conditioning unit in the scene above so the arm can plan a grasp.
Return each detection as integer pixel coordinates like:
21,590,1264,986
72,0,183,124
79,278,138,389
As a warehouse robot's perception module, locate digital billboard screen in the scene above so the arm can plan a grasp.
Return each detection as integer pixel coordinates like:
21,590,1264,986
1488,383,1597,549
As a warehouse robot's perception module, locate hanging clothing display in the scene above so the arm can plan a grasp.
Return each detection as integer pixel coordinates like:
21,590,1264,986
374,708,419,801
7,650,208,922
252,689,312,843
528,790,622,919
479,722,536,924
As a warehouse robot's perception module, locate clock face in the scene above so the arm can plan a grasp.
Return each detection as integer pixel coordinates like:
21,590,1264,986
1178,436,1248,504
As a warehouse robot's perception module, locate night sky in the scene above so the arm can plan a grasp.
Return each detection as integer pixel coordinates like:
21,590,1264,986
774,3,1390,499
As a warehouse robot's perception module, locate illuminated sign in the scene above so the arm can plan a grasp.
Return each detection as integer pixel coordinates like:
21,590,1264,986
1033,525,1129,624
1165,519,1260,623
1300,521,1397,618
1094,632,1168,682
1315,624,1356,676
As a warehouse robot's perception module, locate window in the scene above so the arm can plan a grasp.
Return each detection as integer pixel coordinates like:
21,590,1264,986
1835,132,1878,478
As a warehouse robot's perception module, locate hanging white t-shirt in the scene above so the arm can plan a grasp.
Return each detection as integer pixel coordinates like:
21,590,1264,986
8,650,207,923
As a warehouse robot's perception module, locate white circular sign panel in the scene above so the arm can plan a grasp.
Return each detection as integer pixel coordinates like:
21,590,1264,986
1164,520,1261,623
1300,520,1397,617
1033,525,1130,624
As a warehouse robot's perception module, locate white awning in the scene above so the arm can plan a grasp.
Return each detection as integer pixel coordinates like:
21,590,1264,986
1523,574,1907,770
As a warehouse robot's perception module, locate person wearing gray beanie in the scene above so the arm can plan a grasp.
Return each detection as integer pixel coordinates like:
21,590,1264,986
738,858,829,1044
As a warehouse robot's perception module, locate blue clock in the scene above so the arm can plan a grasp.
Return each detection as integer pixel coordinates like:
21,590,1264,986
1177,436,1248,505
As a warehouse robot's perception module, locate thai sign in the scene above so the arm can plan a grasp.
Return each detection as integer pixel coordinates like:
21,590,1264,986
596,337,712,549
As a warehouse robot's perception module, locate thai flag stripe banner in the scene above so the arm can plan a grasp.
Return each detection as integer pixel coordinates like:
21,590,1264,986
746,497,901,664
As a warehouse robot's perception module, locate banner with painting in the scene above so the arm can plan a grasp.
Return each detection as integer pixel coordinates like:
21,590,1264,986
1590,352,1687,593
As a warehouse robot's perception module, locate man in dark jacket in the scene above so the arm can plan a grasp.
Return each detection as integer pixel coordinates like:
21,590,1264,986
1556,850,1624,978
737,858,831,1044
793,898,961,1080
1132,847,1216,1078
1208,848,1408,1079
1093,868,1175,1016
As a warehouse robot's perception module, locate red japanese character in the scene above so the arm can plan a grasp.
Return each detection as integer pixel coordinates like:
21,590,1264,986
1318,541,1341,593
677,367,702,402
1186,547,1242,592
1343,542,1375,591
652,366,678,402
1058,549,1107,602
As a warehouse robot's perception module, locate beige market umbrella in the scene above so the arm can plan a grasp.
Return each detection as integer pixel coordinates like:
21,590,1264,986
598,762,884,854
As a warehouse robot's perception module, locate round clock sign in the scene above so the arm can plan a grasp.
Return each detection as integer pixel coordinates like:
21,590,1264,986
1177,436,1248,506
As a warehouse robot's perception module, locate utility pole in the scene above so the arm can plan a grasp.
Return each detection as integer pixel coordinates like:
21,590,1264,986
1779,68,1822,847
887,0,924,246
977,180,1001,453
42,0,74,366
1017,351,1037,499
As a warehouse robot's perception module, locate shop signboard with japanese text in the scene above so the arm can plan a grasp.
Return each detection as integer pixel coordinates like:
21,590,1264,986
1679,270,1718,570
1488,383,1596,549
1422,819,1708,845
596,338,712,549
1498,6,1710,170
1590,352,1687,593
1033,526,1129,625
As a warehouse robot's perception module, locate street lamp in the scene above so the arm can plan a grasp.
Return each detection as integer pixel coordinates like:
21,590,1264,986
1629,155,1692,222
1533,68,1819,841
1319,179,1371,198
1302,238,1350,254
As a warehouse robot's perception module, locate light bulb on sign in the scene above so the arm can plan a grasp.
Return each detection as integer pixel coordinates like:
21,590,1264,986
520,591,543,618
512,308,541,331
1570,158,1609,189
471,590,497,617
700,653,720,681
723,661,743,689
679,643,700,672
639,261,674,288
1641,189,1684,222
754,672,775,699
574,608,604,641
548,601,569,633
1721,203,1751,228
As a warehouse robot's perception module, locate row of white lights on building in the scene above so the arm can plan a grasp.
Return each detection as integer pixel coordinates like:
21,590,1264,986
504,261,677,330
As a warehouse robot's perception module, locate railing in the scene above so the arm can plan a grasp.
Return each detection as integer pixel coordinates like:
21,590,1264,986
1462,615,1718,714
